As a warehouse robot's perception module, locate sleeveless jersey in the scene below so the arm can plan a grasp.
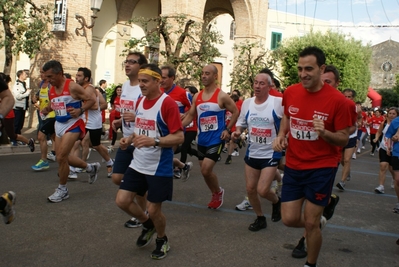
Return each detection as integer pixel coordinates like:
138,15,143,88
120,81,141,138
38,83,55,119
196,88,225,146
84,87,102,129
49,79,84,138
129,94,174,176
237,96,283,159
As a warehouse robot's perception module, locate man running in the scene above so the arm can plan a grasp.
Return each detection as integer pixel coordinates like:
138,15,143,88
182,64,239,209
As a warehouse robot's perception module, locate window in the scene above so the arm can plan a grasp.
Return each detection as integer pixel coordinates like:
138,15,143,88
271,32,282,50
230,21,236,40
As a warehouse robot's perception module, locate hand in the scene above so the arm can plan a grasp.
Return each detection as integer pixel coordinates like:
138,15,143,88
68,107,81,118
313,116,325,136
272,136,288,152
112,119,122,132
220,130,230,141
231,131,240,141
41,107,50,115
132,133,155,148
119,136,131,150
122,111,135,122
392,134,399,142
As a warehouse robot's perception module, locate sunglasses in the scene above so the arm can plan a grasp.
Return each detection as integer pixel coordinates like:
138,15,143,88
123,59,139,65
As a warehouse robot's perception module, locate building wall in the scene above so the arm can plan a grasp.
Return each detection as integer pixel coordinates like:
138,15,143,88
370,40,399,90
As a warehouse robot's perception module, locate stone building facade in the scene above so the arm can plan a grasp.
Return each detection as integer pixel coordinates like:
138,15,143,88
369,39,399,90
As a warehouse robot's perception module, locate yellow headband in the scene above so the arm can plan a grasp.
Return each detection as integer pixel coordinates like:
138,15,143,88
138,69,161,80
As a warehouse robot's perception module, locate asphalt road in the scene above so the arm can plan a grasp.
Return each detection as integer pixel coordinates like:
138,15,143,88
1,137,399,267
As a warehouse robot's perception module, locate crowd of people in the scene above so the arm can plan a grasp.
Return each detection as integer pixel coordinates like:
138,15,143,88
1,46,399,265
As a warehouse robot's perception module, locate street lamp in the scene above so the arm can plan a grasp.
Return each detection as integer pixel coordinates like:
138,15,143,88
75,0,103,36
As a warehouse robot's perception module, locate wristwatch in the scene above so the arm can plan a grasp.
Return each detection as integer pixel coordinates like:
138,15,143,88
154,138,160,148
225,127,232,135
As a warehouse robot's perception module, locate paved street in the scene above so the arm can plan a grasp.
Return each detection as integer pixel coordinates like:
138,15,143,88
1,131,399,267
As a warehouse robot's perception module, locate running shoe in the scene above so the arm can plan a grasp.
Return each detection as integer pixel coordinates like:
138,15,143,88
31,159,50,171
357,148,361,154
68,171,78,179
151,236,170,260
47,152,56,162
292,237,307,258
370,152,374,156
352,152,356,159
173,169,181,179
124,217,142,228
47,140,52,146
107,160,114,178
346,173,351,181
208,187,224,209
323,194,340,220
136,226,156,248
28,138,35,152
235,197,253,211
1,191,16,224
271,197,281,222
361,146,365,149
248,216,267,231
231,150,239,157
181,162,193,182
374,185,385,194
88,162,101,184
48,188,69,203
336,181,345,191
225,155,232,165
222,147,227,153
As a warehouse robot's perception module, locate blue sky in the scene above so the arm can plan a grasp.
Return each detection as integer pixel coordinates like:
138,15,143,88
269,0,399,45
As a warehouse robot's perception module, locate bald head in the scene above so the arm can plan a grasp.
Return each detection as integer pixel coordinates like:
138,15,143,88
201,65,218,87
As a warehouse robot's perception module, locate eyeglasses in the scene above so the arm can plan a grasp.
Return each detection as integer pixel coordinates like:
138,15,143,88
123,59,139,65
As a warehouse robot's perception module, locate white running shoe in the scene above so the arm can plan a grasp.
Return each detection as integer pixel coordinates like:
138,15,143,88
357,148,361,154
352,153,356,159
235,197,253,211
181,162,193,182
231,151,239,157
48,188,69,203
320,216,327,230
88,162,101,184
68,171,78,179
47,140,52,146
374,185,385,194
47,152,56,162
361,146,365,149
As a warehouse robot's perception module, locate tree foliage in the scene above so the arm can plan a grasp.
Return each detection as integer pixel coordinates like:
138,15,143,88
378,89,399,108
229,41,277,96
0,0,53,74
124,14,223,82
274,30,372,101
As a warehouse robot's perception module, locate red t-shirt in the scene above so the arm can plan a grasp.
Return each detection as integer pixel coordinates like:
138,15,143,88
283,83,352,170
367,115,384,135
269,88,283,98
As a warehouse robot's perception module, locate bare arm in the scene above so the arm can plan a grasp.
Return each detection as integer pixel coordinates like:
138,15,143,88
0,89,15,116
273,113,289,152
69,82,96,117
181,93,198,127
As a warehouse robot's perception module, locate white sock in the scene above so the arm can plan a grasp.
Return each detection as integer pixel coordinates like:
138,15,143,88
59,184,67,190
106,159,113,166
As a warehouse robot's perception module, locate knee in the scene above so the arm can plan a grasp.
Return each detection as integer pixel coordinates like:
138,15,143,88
201,167,212,177
115,194,128,210
282,214,299,227
304,220,319,232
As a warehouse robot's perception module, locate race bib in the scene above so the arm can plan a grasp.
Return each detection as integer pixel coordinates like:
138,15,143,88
120,99,135,112
51,101,67,117
373,123,380,130
290,117,318,141
134,117,156,137
200,115,218,132
250,127,272,144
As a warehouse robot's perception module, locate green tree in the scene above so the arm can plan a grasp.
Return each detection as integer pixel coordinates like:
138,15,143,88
275,30,372,101
379,88,399,108
229,41,277,96
0,0,53,74
124,14,223,82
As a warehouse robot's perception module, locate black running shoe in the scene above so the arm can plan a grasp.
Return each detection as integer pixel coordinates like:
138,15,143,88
248,216,267,231
225,155,232,165
151,236,170,260
124,217,142,228
292,237,307,258
323,194,340,220
136,226,156,248
271,197,281,222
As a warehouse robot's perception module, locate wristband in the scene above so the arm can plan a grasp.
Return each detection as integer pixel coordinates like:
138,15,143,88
225,127,231,135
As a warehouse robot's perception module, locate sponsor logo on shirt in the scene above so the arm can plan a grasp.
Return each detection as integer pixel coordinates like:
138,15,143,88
289,105,299,115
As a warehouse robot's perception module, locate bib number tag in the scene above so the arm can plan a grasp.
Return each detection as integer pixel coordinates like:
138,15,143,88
51,102,67,117
290,117,318,141
250,127,272,144
200,116,218,132
135,117,156,137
